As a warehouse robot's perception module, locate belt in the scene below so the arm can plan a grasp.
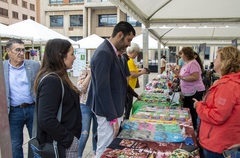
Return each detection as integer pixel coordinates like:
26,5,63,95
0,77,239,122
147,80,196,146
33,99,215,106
11,102,35,108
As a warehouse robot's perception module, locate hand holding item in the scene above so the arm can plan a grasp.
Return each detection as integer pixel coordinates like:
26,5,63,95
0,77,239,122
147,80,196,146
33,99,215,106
169,64,175,71
179,75,184,80
140,68,148,74
137,95,141,100
170,64,180,76
144,67,151,74
225,143,240,158
86,68,91,76
110,119,119,138
228,144,240,149
223,146,240,158
192,98,198,109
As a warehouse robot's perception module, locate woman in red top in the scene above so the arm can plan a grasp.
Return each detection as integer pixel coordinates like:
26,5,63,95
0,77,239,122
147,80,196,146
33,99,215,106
193,46,240,158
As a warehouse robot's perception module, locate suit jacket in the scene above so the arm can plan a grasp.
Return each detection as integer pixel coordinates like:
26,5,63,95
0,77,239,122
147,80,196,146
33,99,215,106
87,39,127,121
36,75,81,152
3,59,40,113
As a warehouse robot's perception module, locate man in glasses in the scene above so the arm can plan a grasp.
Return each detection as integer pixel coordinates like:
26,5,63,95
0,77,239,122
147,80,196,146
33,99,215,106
3,38,40,158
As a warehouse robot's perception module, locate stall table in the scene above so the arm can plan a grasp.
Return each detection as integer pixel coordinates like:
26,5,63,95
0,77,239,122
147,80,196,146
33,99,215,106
101,125,199,158
101,105,199,157
132,92,171,114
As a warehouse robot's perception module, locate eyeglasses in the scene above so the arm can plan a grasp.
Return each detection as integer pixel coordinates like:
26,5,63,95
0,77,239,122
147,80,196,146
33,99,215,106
12,48,25,54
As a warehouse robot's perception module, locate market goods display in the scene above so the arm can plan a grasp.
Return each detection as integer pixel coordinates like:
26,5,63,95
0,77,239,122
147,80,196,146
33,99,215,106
118,120,185,143
131,105,189,123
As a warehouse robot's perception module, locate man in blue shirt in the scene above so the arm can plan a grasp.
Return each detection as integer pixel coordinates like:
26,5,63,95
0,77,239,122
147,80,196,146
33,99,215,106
3,39,40,158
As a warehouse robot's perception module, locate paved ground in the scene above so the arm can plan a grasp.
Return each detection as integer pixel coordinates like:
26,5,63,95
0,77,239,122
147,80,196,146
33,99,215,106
22,72,158,157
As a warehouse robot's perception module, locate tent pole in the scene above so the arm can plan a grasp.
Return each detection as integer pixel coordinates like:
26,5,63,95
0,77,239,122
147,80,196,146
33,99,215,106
158,40,162,74
142,28,149,89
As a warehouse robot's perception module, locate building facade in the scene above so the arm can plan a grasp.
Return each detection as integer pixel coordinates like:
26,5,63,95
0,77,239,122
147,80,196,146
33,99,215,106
0,0,216,69
0,0,36,25
37,0,142,41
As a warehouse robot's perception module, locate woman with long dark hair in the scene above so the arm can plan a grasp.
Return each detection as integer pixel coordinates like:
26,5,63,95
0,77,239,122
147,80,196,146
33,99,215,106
34,39,82,158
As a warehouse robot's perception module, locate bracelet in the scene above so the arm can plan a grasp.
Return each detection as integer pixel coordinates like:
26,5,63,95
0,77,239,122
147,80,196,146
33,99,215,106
109,119,117,126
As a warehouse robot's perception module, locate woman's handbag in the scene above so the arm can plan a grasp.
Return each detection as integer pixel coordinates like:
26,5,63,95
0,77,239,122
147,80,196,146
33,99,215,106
28,73,64,158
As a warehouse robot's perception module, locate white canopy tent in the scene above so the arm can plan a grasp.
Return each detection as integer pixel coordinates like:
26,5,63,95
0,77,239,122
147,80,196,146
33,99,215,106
0,23,28,39
109,0,240,46
77,34,104,49
0,23,32,59
132,34,168,49
109,0,240,85
7,19,77,45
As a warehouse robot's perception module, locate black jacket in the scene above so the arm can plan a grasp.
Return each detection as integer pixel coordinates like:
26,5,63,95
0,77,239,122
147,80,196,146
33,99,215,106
36,75,81,157
87,39,127,121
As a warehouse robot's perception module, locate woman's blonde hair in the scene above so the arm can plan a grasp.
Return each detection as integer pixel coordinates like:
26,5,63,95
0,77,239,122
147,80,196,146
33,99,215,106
218,46,240,76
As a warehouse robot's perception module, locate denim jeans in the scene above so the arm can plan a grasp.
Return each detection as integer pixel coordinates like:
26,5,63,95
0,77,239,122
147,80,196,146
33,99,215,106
203,148,224,158
78,104,97,158
9,105,34,158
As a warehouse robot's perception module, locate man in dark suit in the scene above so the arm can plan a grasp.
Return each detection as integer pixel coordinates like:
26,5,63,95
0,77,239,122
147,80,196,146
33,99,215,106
87,21,135,157
3,38,40,158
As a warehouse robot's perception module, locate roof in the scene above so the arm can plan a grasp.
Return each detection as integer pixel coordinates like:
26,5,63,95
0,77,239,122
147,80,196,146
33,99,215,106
109,0,240,46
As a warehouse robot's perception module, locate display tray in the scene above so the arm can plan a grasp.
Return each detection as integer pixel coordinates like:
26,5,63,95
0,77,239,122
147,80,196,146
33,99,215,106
101,136,200,158
118,120,185,143
131,105,189,123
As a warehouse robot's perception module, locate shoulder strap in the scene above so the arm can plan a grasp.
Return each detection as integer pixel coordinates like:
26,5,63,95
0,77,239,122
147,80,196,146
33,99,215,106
32,72,64,138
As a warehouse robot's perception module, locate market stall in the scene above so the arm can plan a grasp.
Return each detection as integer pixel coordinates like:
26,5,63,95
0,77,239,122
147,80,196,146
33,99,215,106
101,73,199,158
101,105,198,157
132,72,181,114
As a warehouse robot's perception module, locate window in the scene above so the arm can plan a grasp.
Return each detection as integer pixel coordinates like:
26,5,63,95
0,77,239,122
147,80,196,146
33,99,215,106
70,36,83,41
12,11,18,19
22,14,27,20
30,16,35,21
0,7,8,17
22,0,27,8
12,0,18,5
69,0,83,3
49,0,63,4
98,14,117,27
168,46,177,63
50,15,63,27
127,16,141,27
204,47,210,60
30,3,35,11
70,15,83,26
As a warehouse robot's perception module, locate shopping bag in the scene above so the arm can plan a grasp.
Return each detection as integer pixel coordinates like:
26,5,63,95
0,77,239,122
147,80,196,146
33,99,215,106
28,138,59,158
